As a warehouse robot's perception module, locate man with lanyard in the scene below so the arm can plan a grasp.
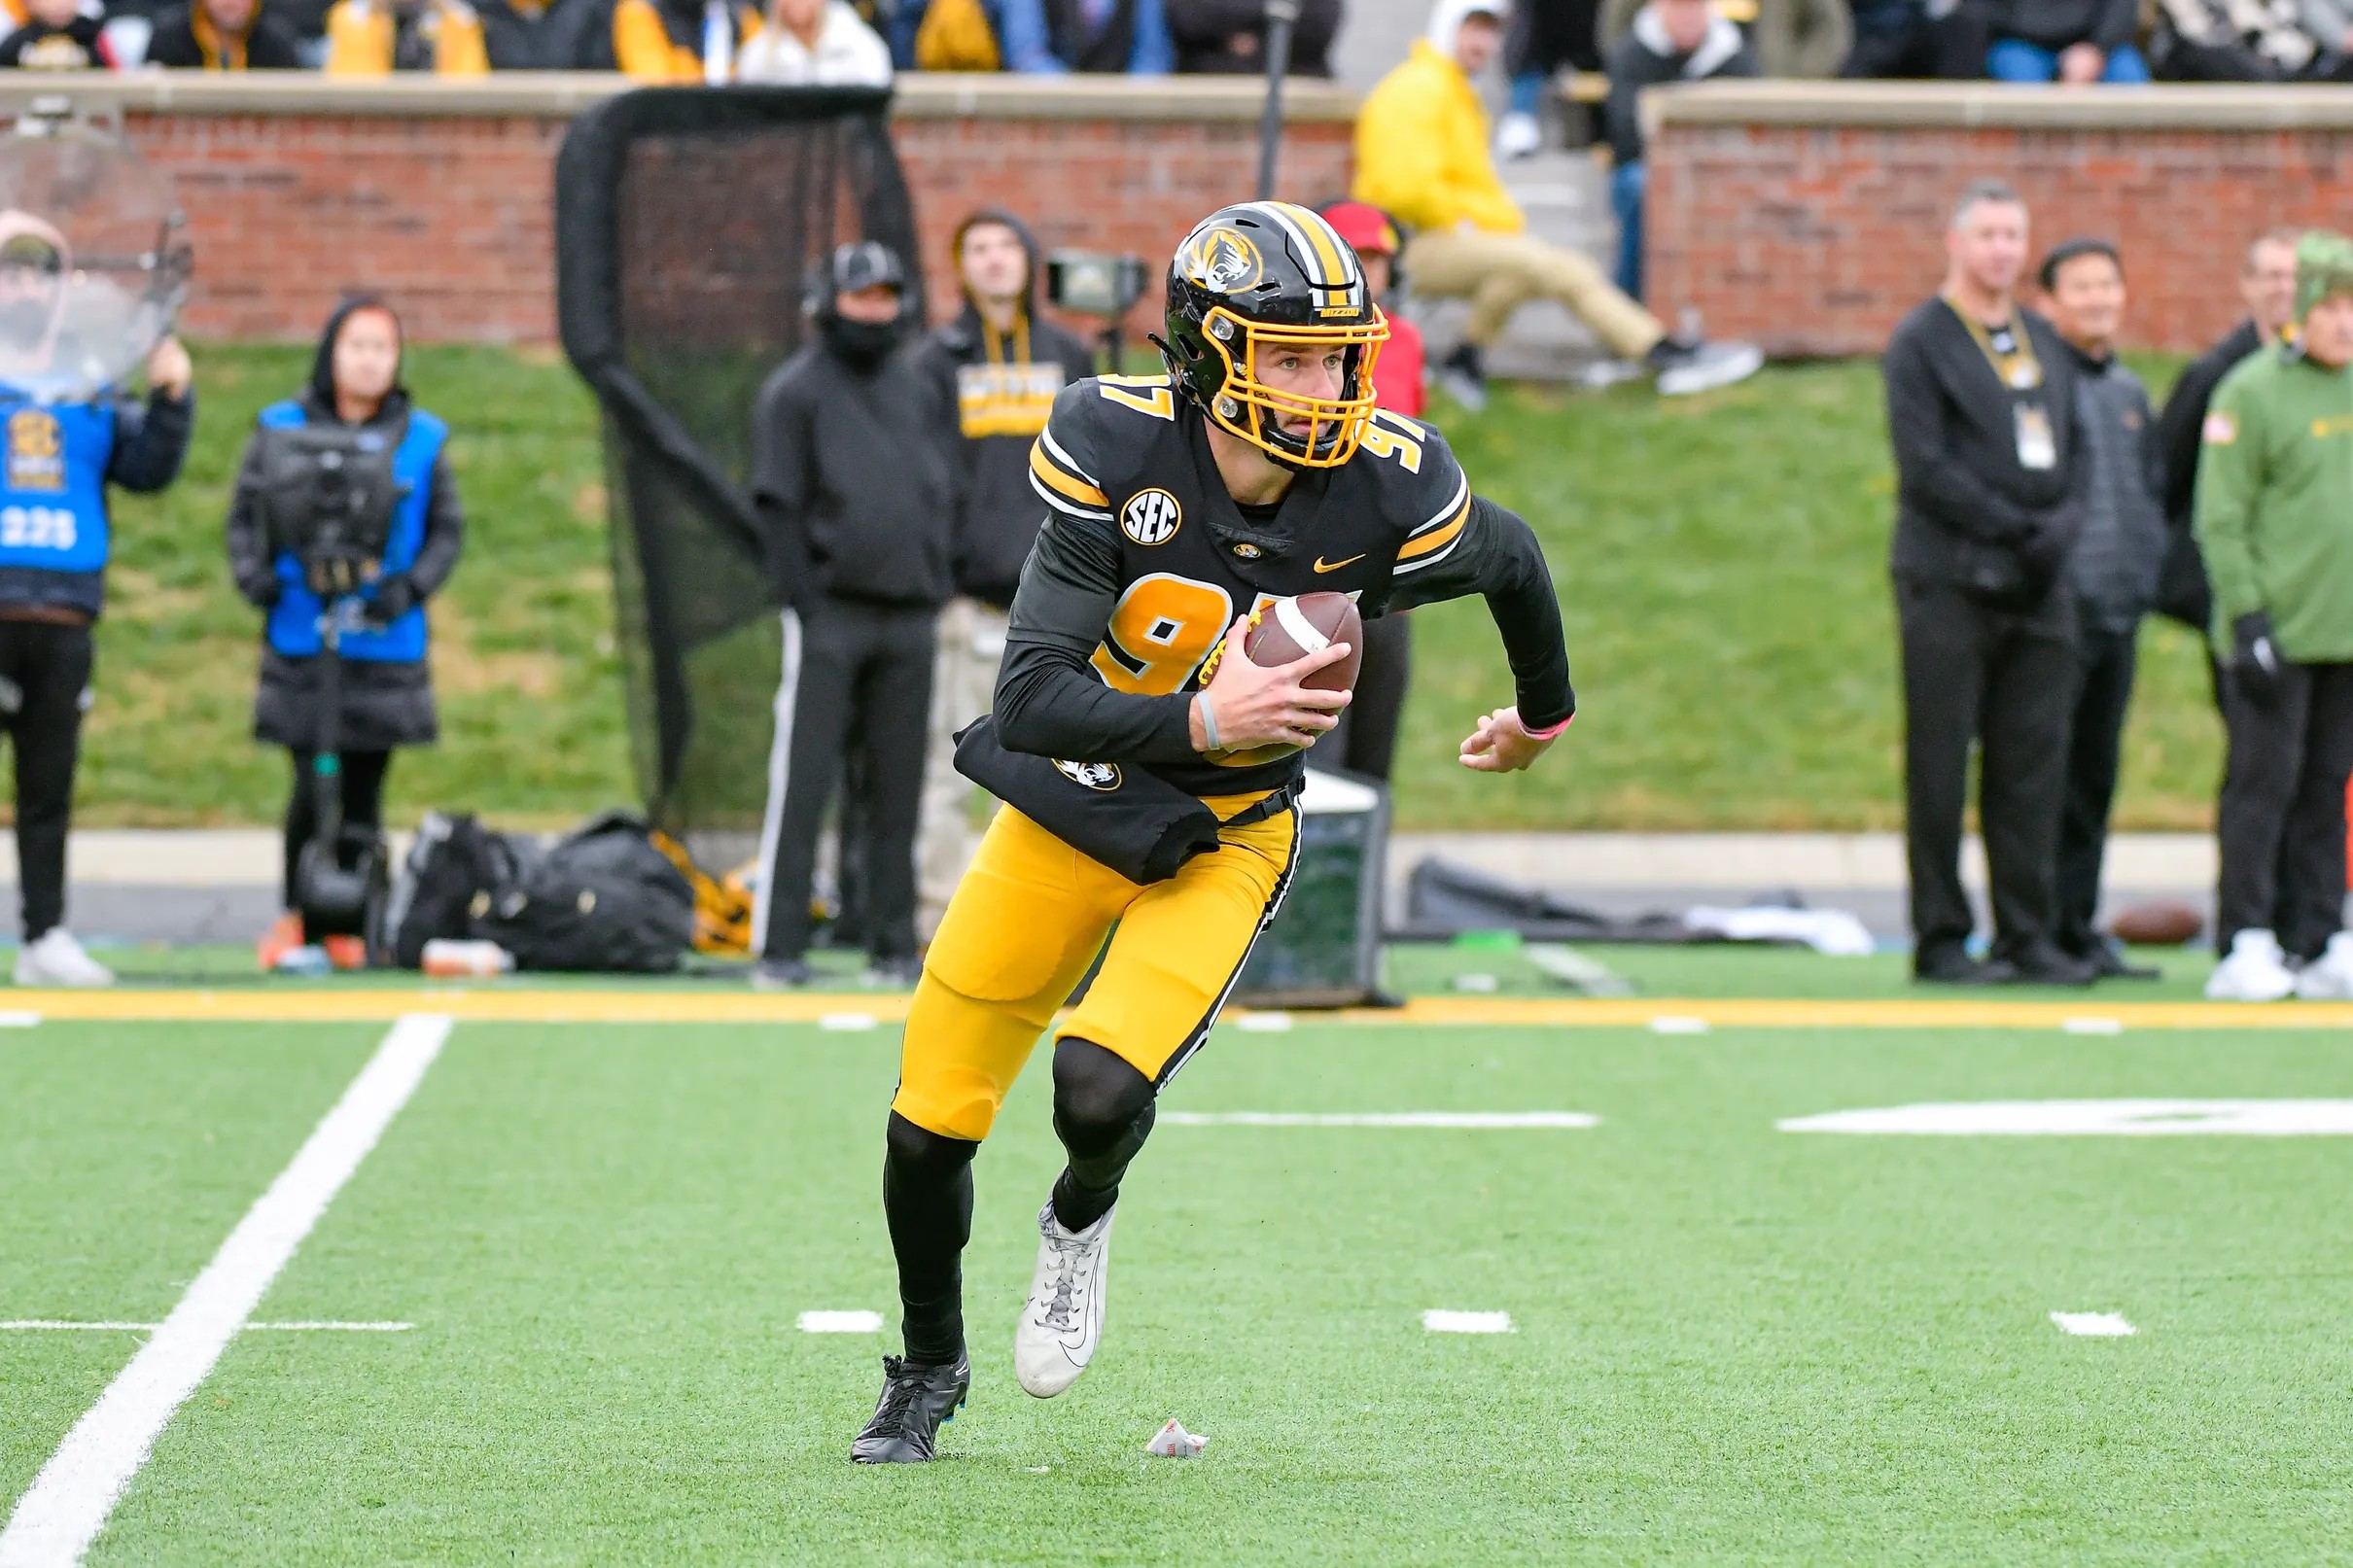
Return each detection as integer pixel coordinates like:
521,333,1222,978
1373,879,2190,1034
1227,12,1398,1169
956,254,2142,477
1882,178,2094,987
0,212,193,987
849,201,1576,1462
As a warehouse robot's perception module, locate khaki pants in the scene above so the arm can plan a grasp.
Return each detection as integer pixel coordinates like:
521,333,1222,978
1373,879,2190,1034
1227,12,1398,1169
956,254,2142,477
1405,226,1664,361
916,596,1010,937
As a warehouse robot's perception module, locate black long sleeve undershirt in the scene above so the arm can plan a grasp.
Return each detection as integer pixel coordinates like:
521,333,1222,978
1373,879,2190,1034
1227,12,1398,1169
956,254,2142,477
994,493,1575,764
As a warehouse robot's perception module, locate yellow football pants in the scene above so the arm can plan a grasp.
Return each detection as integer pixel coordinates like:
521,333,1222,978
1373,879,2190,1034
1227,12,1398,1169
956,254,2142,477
892,797,1299,1142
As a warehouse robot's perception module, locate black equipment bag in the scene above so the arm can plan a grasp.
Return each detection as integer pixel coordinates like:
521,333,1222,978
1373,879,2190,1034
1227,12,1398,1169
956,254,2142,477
386,812,531,968
474,811,695,972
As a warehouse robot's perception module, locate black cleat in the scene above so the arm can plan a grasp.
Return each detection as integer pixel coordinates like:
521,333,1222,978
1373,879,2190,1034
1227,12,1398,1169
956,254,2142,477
851,1354,969,1464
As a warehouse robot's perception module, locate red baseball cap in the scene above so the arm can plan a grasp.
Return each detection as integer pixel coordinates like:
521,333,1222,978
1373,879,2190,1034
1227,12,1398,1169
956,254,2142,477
1318,201,1401,260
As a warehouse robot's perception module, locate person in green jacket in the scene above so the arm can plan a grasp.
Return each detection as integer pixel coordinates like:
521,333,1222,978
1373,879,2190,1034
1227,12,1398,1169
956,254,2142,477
2194,228,2353,1001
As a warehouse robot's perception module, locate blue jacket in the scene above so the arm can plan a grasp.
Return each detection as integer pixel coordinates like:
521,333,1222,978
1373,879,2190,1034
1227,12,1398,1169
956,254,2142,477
0,386,193,619
256,398,449,665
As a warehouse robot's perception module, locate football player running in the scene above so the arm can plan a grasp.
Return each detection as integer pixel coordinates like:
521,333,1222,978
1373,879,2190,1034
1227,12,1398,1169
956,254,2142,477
853,201,1576,1462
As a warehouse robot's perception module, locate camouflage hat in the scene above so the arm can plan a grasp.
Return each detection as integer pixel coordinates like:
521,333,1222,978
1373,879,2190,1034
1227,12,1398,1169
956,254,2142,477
2295,229,2353,322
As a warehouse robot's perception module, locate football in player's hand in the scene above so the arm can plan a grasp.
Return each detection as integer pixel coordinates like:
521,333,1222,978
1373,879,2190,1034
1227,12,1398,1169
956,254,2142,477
1242,591,1363,692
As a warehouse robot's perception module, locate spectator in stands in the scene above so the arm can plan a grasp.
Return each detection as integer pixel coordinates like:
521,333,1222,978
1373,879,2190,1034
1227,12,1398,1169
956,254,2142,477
146,0,303,64
2195,231,2353,1002
2156,227,2300,646
1884,180,2093,988
228,299,463,974
1496,0,1599,159
601,0,762,79
737,0,891,77
476,0,589,66
0,0,118,66
1598,0,1848,76
910,210,1092,933
1841,0,1987,78
1982,0,2149,82
2150,0,2353,79
995,0,1170,71
1602,0,1757,304
2038,239,2166,981
886,0,1002,69
749,243,957,990
0,220,191,988
322,0,490,71
1165,0,1335,73
1353,0,1763,408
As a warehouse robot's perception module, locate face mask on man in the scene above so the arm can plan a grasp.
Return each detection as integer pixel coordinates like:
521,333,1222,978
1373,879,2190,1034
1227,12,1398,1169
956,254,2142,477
822,312,902,369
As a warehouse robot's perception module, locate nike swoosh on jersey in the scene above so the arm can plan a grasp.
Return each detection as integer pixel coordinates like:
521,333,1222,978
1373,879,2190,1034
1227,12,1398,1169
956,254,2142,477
1313,554,1365,573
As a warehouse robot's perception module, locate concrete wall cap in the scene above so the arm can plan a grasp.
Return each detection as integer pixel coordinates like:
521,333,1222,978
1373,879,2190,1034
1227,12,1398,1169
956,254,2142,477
0,69,1355,123
1644,78,2353,135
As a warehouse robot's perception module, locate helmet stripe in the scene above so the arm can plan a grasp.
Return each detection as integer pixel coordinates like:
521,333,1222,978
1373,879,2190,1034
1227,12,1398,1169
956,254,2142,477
1256,200,1357,292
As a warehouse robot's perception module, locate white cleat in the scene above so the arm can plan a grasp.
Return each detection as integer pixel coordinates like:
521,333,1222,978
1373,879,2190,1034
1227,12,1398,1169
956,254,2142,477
2205,928,2295,1002
1014,1200,1114,1399
14,927,114,989
2293,931,2353,999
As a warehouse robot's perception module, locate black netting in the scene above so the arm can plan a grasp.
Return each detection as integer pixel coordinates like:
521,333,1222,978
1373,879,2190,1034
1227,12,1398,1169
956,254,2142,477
555,86,921,840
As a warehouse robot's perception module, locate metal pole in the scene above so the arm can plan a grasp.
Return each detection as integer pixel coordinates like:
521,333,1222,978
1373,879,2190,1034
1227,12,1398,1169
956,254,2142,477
1254,0,1301,200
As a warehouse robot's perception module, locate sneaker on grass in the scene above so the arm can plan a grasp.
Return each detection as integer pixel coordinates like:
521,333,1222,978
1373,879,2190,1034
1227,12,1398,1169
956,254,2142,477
2292,931,2353,1000
2206,928,2296,1002
1646,336,1765,398
850,1354,969,1464
15,927,114,988
1014,1200,1114,1399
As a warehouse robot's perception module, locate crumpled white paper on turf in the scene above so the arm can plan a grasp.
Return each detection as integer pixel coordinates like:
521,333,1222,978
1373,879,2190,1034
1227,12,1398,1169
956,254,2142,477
1146,1418,1209,1457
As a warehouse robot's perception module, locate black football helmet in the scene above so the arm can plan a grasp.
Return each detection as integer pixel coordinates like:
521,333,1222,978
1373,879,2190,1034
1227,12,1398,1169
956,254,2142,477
1158,200,1389,470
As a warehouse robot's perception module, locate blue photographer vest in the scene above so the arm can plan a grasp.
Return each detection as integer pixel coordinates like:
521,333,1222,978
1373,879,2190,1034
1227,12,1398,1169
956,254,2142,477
0,396,117,576
260,401,446,664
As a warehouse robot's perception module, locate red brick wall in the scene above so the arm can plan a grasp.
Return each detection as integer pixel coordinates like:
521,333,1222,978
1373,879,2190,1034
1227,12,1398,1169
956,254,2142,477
115,106,1352,344
1647,120,2353,357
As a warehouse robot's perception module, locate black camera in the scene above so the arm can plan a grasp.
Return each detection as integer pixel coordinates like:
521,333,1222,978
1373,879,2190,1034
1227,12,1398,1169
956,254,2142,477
253,425,402,598
1045,251,1148,319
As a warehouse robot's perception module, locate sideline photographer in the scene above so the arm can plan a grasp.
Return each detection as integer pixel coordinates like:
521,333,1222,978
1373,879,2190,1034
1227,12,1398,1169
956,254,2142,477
0,215,193,988
227,296,463,970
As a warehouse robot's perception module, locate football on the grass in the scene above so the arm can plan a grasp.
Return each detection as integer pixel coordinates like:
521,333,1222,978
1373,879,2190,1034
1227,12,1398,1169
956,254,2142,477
1243,591,1363,691
2109,898,2204,947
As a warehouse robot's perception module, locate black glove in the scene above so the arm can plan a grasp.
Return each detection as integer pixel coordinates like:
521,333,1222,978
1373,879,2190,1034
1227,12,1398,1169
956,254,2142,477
236,572,281,611
2230,610,2283,708
2012,501,2083,594
366,573,419,630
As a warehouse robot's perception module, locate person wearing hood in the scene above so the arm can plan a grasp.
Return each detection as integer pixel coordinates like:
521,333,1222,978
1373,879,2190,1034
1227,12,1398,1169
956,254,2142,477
226,297,464,972
0,214,192,989
749,242,959,990
146,0,304,63
1353,0,1763,409
1602,0,1758,304
908,212,1093,932
734,0,890,79
2194,230,2353,1002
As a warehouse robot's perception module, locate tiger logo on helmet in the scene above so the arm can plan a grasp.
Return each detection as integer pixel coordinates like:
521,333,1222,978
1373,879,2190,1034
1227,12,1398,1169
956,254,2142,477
1158,201,1389,470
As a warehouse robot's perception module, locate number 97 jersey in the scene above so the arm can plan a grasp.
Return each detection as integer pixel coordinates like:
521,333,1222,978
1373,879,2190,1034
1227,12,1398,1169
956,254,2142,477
1025,370,1474,800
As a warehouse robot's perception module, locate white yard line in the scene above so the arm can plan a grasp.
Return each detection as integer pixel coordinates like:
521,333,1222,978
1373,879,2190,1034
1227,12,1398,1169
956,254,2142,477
0,1014,451,1568
796,1310,884,1334
1422,1310,1514,1334
1161,1111,1598,1129
2051,1310,2136,1338
0,1323,413,1334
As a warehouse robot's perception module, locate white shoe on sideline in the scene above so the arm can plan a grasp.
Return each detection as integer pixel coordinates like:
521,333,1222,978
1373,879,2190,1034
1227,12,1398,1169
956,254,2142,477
1013,1199,1114,1399
2293,931,2353,999
2205,929,2295,1002
14,927,115,989
1494,111,1543,160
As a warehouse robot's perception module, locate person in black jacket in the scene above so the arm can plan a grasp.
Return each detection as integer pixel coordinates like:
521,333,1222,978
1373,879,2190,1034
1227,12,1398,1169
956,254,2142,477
1602,0,1758,303
1884,181,2095,987
227,297,464,971
909,210,1094,935
0,242,192,986
2039,239,2168,980
750,242,959,989
1982,0,2151,80
145,0,305,64
2154,227,2302,642
1165,0,1336,73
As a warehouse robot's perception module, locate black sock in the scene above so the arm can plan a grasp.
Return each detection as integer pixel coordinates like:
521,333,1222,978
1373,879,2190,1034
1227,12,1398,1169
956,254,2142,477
1049,1037,1157,1234
1445,341,1486,380
881,1111,977,1367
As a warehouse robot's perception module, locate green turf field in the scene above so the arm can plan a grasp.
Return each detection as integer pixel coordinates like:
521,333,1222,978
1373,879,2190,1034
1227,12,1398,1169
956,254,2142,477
8,958,2351,1564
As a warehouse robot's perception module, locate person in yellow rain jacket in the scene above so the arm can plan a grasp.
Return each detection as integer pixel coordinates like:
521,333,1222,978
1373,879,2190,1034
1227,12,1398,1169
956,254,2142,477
1352,0,1761,407
323,0,490,72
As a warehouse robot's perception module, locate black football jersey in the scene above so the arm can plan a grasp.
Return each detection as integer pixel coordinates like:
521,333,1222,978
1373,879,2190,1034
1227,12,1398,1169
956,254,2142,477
1025,372,1473,798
